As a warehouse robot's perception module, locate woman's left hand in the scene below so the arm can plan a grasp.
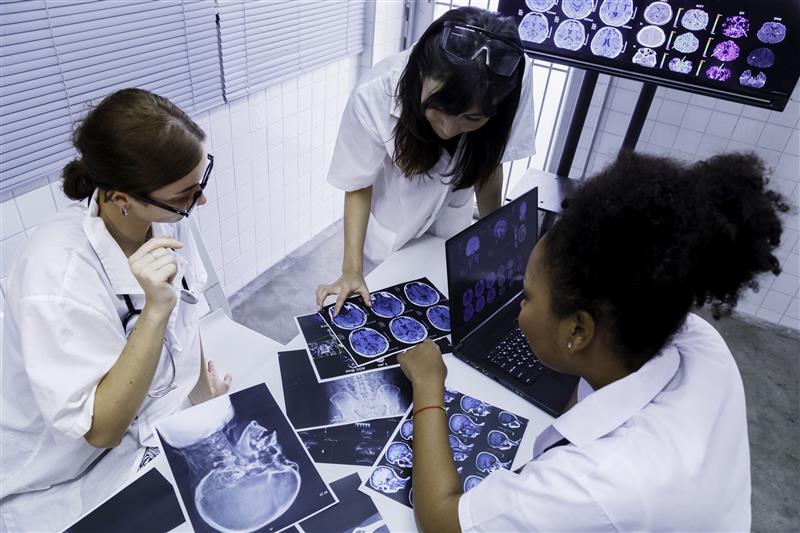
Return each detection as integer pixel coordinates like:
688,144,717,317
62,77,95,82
189,359,232,405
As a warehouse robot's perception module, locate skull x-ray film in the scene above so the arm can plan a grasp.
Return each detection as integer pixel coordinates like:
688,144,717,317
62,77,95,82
298,473,390,533
298,417,403,466
318,278,450,366
64,469,185,533
361,388,528,509
278,349,412,431
500,0,800,110
155,384,336,533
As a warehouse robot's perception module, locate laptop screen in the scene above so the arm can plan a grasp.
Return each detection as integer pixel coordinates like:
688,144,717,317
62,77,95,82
446,187,539,346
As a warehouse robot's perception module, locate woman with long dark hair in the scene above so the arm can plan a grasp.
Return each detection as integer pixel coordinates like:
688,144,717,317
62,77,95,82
398,151,789,531
317,7,535,313
1,89,231,531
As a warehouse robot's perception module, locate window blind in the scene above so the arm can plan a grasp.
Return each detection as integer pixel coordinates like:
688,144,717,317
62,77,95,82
0,0,223,196
217,0,366,101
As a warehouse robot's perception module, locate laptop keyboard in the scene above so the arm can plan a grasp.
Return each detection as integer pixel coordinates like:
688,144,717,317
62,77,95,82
485,327,544,386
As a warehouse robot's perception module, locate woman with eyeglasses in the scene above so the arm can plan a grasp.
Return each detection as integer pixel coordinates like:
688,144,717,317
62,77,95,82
397,152,789,531
0,88,231,531
317,7,533,314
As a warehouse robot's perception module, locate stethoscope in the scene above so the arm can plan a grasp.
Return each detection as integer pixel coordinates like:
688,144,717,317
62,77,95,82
120,277,199,398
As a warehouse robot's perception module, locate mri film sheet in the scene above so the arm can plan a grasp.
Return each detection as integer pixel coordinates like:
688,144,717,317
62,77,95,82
298,473,390,533
319,277,451,366
155,383,336,533
361,388,528,509
279,349,412,430
298,417,403,466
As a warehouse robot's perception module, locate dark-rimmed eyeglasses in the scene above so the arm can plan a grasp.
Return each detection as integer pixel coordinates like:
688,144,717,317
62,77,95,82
440,22,524,77
131,153,214,218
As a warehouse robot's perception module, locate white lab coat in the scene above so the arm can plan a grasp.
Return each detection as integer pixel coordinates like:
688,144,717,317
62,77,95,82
327,49,536,263
458,314,752,531
0,190,206,532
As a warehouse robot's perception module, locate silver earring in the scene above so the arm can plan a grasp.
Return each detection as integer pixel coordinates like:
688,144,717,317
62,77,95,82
121,207,128,217
567,341,573,350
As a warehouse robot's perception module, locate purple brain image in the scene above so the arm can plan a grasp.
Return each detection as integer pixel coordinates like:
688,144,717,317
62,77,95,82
643,2,672,26
668,57,693,74
462,288,474,307
706,65,732,81
632,47,658,67
519,201,527,221
464,475,483,493
740,69,766,88
554,19,585,51
518,12,549,44
722,16,749,39
526,0,556,12
561,0,593,20
330,302,368,330
475,296,486,313
403,281,439,307
712,40,740,62
426,305,451,332
599,0,634,27
591,26,624,58
370,291,405,318
486,271,496,288
517,224,527,243
672,32,699,54
493,219,508,240
757,22,786,45
486,287,496,304
389,316,428,344
681,9,708,31
747,47,775,69
637,25,666,48
474,279,485,297
464,305,474,323
349,328,390,358
466,235,480,257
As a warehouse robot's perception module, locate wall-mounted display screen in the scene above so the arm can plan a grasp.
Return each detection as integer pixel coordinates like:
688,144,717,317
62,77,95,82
498,0,800,110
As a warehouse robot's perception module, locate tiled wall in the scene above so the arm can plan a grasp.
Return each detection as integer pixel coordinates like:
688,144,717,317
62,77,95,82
570,78,800,330
360,0,407,77
0,55,360,299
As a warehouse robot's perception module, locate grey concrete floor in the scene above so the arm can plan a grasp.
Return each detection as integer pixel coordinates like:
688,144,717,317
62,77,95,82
231,222,800,532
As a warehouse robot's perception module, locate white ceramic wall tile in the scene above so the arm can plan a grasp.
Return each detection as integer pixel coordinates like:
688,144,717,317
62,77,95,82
1,199,23,240
15,186,56,229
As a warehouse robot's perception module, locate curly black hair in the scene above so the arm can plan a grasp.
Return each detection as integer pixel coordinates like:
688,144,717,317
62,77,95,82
544,151,791,371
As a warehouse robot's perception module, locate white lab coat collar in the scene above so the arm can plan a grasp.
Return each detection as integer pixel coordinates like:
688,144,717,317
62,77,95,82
82,189,177,296
533,344,681,458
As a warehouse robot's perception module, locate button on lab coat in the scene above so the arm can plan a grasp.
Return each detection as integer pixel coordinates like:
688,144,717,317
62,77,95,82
0,190,207,532
327,49,536,263
458,314,752,531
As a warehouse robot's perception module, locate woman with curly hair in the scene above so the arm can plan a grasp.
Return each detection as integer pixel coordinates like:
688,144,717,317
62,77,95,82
399,151,789,531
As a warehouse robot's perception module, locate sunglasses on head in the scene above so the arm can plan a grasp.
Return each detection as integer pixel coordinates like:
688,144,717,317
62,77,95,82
439,22,524,77
130,153,214,218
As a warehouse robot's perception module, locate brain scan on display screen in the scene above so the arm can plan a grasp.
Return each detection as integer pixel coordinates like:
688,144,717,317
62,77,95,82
518,12,549,44
706,65,732,81
591,27,624,58
403,281,439,307
599,0,634,27
740,69,767,88
637,25,666,48
554,19,585,51
668,57,693,74
493,219,509,240
370,291,405,318
349,328,390,358
426,305,451,332
712,40,740,62
757,21,786,44
329,302,367,330
681,9,708,31
561,0,594,20
525,0,556,12
632,47,657,67
748,47,775,69
672,32,699,54
643,2,672,25
722,15,750,38
389,316,428,344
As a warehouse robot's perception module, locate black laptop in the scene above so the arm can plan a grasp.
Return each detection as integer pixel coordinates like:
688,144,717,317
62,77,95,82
445,187,578,417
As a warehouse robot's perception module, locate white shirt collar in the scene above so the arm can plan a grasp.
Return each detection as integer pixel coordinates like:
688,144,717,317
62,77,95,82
533,344,681,457
82,189,176,296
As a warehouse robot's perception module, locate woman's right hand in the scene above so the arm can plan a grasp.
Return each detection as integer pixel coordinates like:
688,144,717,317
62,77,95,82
128,237,184,312
316,270,371,315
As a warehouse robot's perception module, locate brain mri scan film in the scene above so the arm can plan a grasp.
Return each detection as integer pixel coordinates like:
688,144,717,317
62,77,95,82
554,19,586,50
706,65,732,81
426,305,451,332
757,21,785,44
349,328,390,358
561,0,594,19
591,26,624,58
525,0,556,11
403,281,440,307
518,12,549,43
636,25,666,48
643,2,672,25
748,47,775,68
370,291,405,318
599,0,634,27
681,9,708,31
329,302,367,330
740,69,767,88
712,40,740,62
672,32,700,54
464,475,483,492
368,466,409,494
632,47,657,67
389,316,428,344
722,15,750,38
668,57,693,73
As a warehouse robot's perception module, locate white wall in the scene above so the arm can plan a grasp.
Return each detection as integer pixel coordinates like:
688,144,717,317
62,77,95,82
570,78,800,330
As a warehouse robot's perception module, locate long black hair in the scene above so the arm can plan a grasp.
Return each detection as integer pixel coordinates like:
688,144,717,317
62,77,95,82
544,151,790,371
393,7,525,190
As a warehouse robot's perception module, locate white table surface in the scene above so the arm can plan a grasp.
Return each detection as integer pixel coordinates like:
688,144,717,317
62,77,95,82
141,235,556,533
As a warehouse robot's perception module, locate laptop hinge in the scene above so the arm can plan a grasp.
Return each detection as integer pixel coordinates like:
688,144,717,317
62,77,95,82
453,290,523,352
